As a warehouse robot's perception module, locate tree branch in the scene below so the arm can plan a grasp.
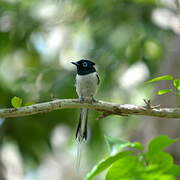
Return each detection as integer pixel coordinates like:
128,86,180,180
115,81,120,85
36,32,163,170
0,99,180,119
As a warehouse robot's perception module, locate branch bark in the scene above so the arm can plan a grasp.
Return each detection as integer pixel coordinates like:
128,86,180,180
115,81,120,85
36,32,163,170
0,99,180,119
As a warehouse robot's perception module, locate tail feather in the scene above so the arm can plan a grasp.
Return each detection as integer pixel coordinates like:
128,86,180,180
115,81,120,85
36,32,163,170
76,141,84,172
76,108,88,143
75,108,88,171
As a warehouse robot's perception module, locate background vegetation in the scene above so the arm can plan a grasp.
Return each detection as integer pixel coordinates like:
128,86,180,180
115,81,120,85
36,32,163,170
0,0,179,179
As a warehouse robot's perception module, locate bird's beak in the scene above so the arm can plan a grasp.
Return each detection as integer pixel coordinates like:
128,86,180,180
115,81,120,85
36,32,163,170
71,62,79,66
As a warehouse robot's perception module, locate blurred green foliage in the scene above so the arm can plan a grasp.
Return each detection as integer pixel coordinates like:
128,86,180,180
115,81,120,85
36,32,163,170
0,0,176,169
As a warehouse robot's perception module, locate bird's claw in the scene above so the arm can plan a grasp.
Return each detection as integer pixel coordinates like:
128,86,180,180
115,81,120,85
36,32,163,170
92,97,98,103
79,97,85,102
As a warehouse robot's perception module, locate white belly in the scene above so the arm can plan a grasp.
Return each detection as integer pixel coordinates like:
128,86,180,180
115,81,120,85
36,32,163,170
76,72,98,98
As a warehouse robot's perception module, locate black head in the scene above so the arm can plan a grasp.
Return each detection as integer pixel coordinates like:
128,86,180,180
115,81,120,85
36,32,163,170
71,59,96,75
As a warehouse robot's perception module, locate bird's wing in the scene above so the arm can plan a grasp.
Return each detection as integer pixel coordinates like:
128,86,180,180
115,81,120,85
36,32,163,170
96,73,100,85
75,75,77,87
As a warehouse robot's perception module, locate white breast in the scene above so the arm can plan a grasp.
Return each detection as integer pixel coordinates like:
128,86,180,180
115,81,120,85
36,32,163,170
76,72,98,99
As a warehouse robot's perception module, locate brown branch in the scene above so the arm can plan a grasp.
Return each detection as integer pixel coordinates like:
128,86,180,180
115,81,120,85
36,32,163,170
0,99,180,119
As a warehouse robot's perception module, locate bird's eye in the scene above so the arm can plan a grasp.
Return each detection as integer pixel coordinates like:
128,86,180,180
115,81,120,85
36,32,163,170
82,62,88,67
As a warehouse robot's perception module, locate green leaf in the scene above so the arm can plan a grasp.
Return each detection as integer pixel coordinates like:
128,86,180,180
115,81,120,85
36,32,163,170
11,96,23,108
158,175,177,180
85,151,132,180
147,136,180,156
144,136,180,179
25,101,36,106
173,79,180,90
157,89,173,95
167,165,180,176
143,152,174,179
105,135,144,152
148,152,173,170
106,155,143,180
147,75,174,83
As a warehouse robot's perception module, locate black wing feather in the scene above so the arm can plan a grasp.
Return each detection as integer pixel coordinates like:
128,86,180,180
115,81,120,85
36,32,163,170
96,73,100,85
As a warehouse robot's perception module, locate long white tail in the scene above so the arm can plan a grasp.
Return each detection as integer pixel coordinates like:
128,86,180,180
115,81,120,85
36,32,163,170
76,108,88,170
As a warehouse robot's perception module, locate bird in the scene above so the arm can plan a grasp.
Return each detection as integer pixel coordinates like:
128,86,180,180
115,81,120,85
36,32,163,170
71,59,100,168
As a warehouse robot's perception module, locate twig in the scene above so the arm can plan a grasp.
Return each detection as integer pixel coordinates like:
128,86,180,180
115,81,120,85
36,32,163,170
143,99,160,109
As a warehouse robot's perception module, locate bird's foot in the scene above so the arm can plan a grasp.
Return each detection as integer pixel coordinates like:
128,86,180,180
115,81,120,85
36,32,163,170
79,97,85,102
92,97,98,103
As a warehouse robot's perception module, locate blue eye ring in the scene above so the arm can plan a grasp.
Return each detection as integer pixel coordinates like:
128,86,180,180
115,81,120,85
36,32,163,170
82,62,88,67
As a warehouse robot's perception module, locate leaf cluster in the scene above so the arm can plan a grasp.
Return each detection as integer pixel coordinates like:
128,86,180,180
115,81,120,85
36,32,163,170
148,75,180,107
85,136,180,180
